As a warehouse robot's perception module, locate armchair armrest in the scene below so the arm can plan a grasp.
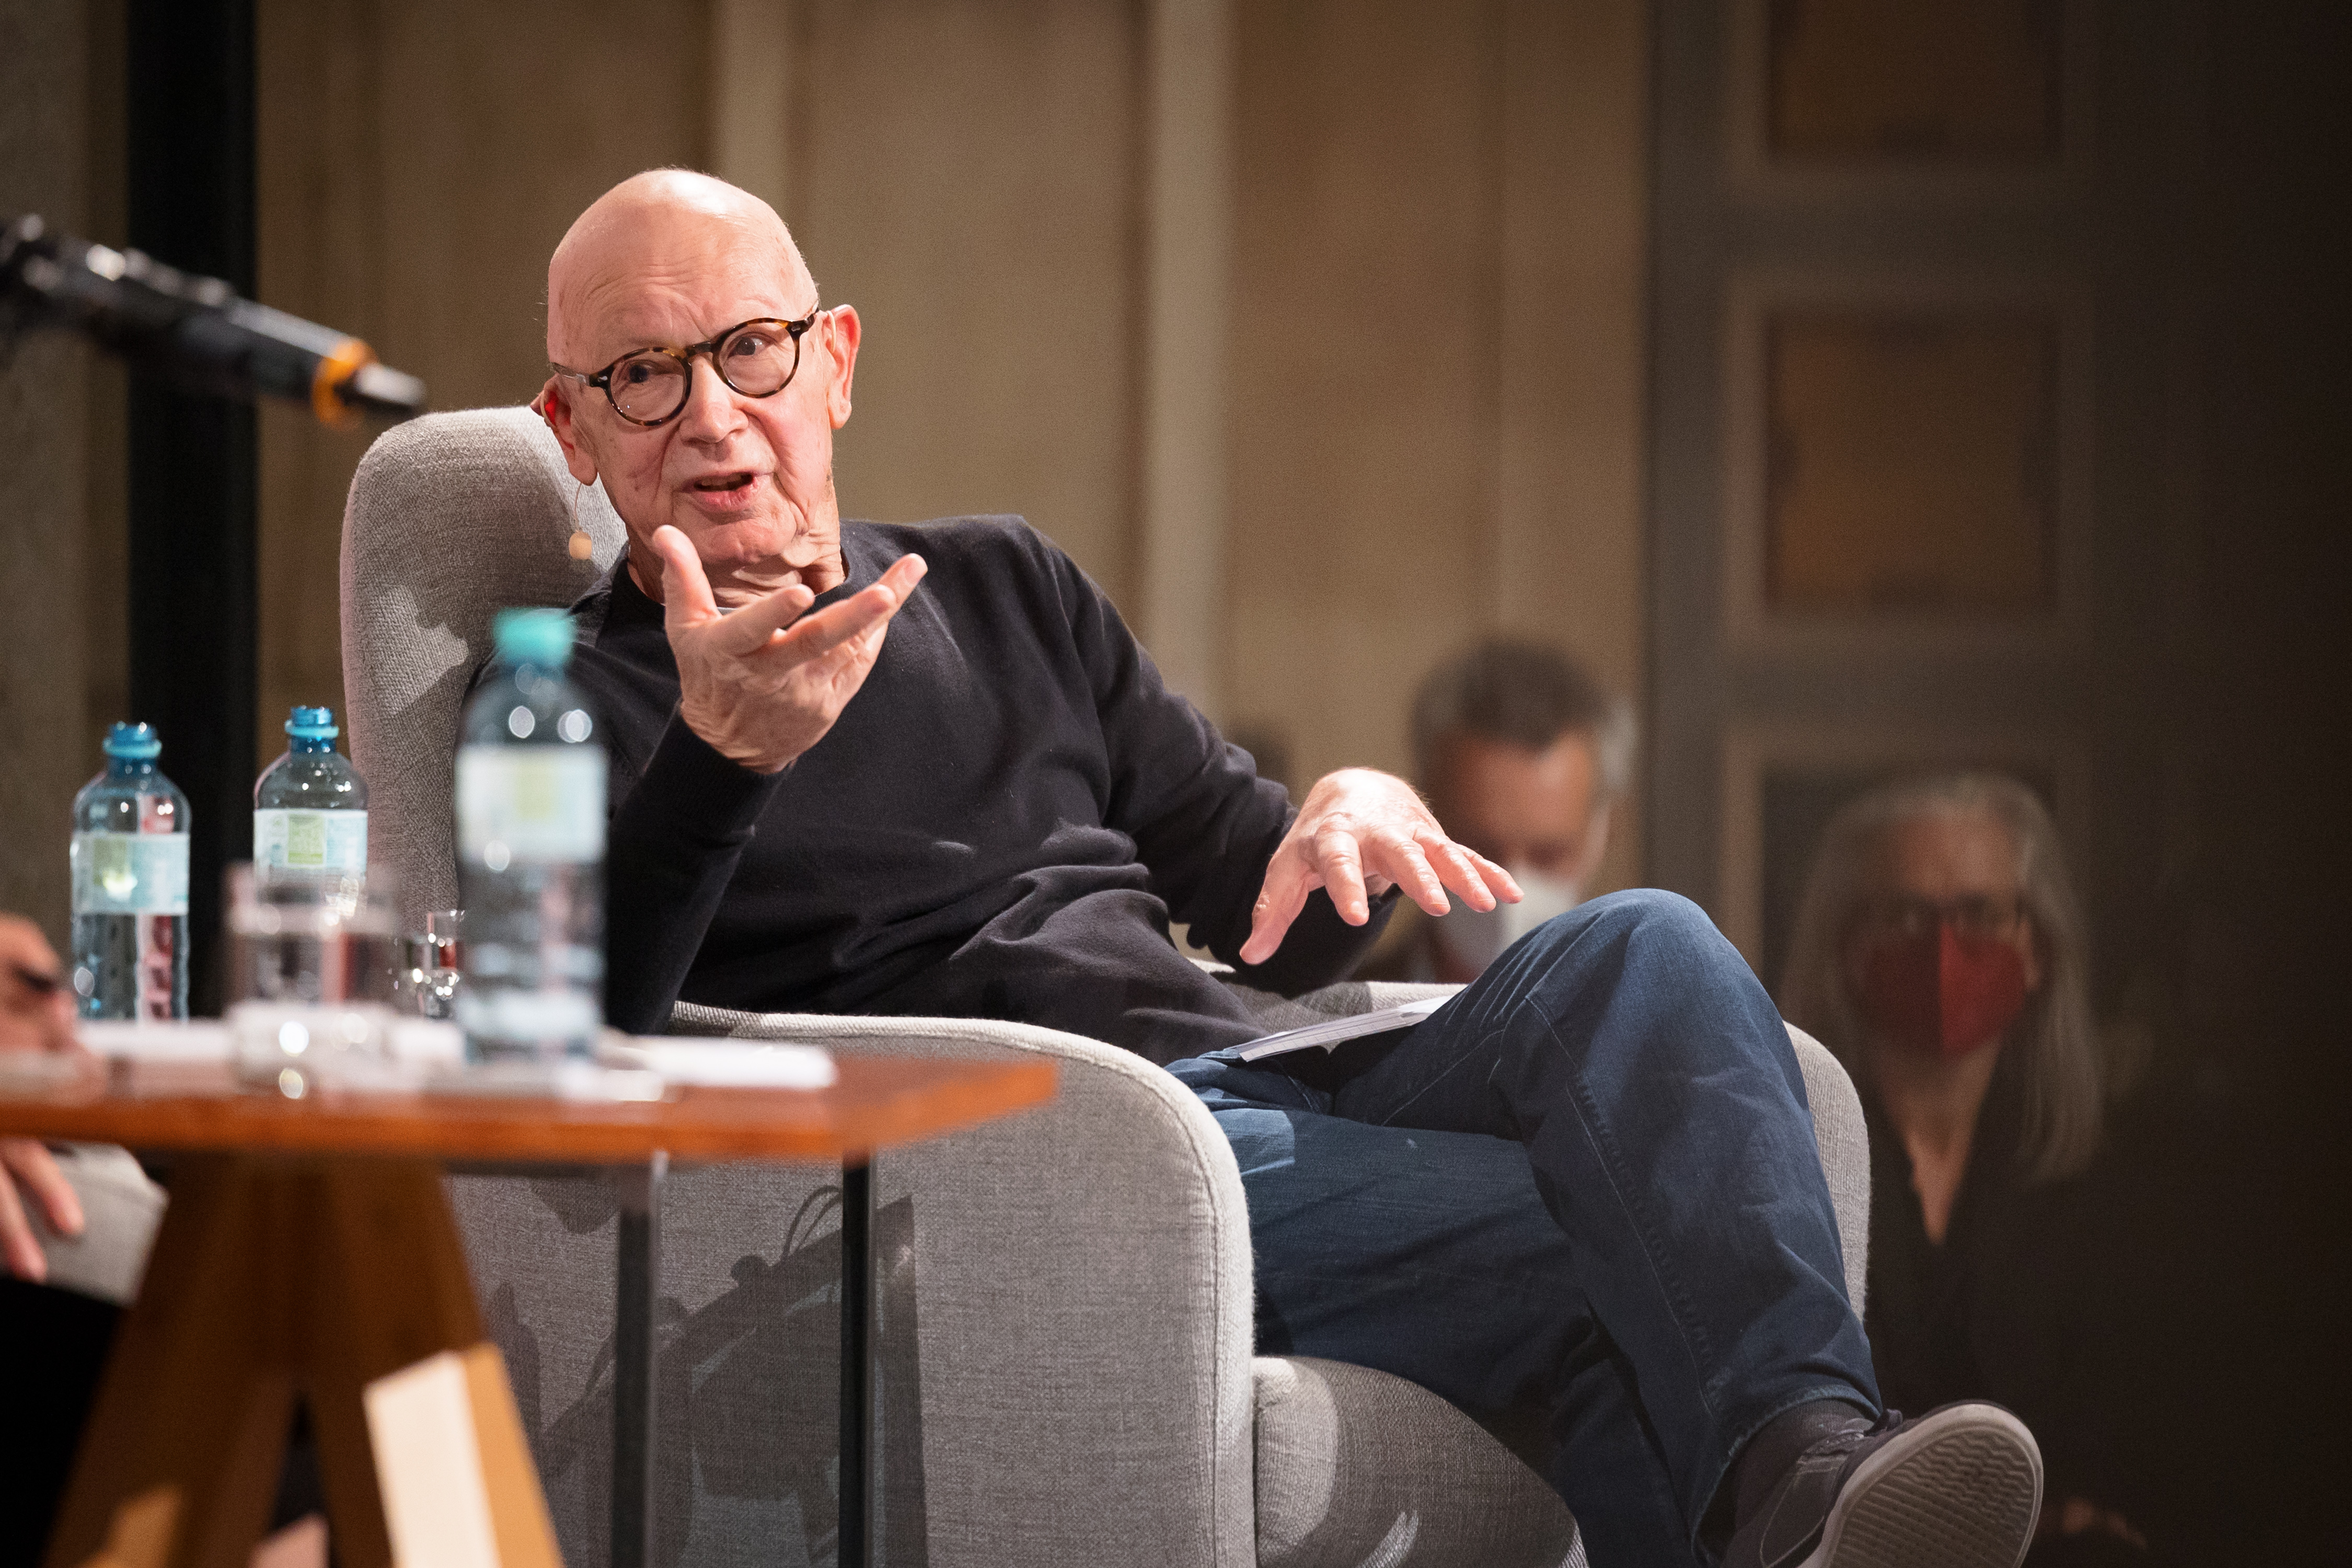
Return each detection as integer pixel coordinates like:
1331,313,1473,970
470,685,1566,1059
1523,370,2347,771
451,1004,1258,1568
664,1004,1256,1566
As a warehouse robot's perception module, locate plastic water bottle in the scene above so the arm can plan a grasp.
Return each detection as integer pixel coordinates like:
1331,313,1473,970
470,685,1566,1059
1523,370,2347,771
455,609,605,1062
70,722,191,1019
254,705,367,891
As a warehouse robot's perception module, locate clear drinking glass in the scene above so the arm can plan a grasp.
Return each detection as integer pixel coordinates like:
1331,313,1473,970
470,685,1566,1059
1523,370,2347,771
223,862,400,1093
395,908,465,1020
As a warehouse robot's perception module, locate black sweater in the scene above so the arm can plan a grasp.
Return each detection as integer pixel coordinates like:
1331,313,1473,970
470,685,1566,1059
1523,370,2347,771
547,516,1386,1062
1862,1068,2122,1514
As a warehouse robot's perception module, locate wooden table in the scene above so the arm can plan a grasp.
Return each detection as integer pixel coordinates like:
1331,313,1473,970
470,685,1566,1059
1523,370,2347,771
2,1054,1056,1568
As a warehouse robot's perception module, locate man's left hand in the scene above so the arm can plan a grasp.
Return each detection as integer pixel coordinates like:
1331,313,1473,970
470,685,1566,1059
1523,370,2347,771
1240,768,1519,965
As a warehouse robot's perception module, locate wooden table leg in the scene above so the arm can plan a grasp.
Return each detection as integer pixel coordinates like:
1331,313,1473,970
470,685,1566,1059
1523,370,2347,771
42,1155,485,1568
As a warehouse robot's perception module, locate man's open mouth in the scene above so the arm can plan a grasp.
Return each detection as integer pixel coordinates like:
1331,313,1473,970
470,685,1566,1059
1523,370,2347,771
690,472,758,496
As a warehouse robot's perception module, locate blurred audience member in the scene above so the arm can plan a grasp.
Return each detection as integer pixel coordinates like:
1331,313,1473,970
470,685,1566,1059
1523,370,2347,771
1,913,108,1568
1,913,80,1281
1781,774,2147,1558
1361,638,1633,982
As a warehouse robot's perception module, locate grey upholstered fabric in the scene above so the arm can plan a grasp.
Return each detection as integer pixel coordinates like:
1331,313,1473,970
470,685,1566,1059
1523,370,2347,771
36,1144,167,1306
339,405,625,926
344,409,1873,1567
1787,1024,1871,1315
452,1009,1258,1568
1253,1357,1584,1568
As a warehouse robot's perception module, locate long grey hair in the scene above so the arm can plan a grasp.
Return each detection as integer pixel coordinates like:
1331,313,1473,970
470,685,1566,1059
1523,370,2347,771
1779,772,2104,1183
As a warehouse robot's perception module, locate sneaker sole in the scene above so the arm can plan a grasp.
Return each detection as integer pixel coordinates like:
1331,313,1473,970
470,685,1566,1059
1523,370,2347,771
1797,1404,2043,1568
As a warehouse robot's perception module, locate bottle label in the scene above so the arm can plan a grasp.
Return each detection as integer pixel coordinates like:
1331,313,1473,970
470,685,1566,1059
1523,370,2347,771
457,984,602,1045
456,747,606,864
254,809,368,874
71,832,191,915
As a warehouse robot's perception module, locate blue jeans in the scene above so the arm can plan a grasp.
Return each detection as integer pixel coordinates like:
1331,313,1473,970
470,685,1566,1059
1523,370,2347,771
1168,890,1881,1566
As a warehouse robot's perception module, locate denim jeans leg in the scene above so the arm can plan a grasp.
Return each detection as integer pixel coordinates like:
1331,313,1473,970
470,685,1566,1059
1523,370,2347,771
1320,889,1881,1550
1187,1085,1688,1563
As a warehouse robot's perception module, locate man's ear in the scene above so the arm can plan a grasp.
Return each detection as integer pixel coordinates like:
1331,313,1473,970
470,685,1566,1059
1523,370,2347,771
538,377,601,485
821,304,861,429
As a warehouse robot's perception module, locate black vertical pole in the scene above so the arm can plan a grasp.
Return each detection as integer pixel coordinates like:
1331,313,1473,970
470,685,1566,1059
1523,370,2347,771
840,1158,875,1568
612,1153,665,1568
124,0,257,1016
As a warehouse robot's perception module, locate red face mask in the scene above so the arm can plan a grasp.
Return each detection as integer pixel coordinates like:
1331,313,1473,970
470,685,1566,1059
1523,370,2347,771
1857,923,2029,1059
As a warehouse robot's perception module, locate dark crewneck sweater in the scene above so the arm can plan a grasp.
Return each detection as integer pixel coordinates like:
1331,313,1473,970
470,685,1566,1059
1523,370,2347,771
537,515,1386,1063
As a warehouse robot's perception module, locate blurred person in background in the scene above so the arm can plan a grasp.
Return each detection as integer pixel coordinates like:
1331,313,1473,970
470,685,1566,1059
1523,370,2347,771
0,912,106,1567
1360,638,1633,982
1,913,80,1279
1781,774,2147,1560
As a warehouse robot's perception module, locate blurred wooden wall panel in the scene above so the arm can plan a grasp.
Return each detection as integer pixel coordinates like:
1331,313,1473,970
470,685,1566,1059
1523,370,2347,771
1227,0,1499,790
1226,0,1651,891
257,0,712,771
794,0,1143,607
1493,0,1651,893
0,0,99,941
1766,0,2062,162
1763,313,2057,614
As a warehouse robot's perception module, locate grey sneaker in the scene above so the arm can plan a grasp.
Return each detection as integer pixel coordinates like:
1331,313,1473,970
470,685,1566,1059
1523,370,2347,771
1723,1403,2043,1568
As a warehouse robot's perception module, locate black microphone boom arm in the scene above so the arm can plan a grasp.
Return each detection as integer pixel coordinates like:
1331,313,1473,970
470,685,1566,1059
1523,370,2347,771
0,212,426,425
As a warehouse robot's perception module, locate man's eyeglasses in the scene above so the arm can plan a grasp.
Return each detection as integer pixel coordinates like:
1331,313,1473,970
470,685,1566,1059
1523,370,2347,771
550,309,821,428
1853,894,2028,942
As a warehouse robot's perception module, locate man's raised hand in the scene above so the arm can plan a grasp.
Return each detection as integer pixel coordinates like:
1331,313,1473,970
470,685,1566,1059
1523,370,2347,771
649,525,927,774
1238,768,1521,966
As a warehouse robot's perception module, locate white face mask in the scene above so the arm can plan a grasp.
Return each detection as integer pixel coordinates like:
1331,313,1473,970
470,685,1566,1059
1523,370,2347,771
1431,867,1584,974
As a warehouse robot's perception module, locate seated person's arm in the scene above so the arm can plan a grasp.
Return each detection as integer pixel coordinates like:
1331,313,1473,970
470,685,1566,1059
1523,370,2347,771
1049,548,1514,991
599,528,927,1032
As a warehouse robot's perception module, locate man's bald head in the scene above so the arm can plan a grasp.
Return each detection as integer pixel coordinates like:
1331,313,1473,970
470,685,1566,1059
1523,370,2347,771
547,169,815,365
537,168,862,610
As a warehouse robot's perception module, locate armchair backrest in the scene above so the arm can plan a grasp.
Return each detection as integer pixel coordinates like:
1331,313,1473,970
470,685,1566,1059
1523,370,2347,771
338,407,627,925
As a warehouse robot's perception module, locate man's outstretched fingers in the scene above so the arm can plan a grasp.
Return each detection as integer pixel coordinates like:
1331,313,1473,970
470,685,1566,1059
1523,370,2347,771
1241,861,1311,966
1423,834,1504,910
1473,848,1522,903
1312,825,1372,925
777,555,927,658
711,581,818,655
650,525,721,628
1373,831,1451,917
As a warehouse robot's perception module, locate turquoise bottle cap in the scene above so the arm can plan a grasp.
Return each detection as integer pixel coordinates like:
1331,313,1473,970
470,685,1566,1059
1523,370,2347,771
102,722,162,760
492,607,577,669
286,705,339,741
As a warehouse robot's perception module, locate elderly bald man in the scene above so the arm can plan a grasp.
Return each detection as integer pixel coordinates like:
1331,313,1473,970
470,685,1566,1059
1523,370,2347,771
518,170,2041,1568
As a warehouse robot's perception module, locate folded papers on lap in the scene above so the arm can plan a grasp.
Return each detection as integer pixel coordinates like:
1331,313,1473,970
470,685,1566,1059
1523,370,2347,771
1236,995,1449,1062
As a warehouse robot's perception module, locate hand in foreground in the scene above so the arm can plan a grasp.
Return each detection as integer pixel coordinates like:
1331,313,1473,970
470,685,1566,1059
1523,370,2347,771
1240,768,1520,966
1,914,84,1282
650,525,928,774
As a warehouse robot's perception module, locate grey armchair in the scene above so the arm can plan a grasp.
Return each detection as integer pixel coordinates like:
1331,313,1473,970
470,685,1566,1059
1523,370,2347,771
339,407,1870,1568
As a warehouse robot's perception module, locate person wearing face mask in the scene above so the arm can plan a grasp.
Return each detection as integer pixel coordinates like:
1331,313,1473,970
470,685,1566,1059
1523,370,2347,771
1781,775,2148,1560
1359,638,1632,983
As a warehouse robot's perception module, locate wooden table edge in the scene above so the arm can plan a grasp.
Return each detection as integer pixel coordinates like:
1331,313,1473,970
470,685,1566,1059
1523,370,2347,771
0,1056,1058,1165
